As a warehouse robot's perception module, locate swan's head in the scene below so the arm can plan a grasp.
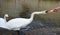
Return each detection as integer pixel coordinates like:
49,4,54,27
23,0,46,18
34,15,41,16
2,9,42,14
5,14,9,17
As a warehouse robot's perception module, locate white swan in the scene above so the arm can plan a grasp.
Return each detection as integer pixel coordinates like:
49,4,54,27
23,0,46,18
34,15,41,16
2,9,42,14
6,10,47,30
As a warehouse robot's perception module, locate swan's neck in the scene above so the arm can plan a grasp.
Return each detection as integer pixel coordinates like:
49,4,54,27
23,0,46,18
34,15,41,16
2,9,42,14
29,12,35,21
29,10,47,21
4,16,7,23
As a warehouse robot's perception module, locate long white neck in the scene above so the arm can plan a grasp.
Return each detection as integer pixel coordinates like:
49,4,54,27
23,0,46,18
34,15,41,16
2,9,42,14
29,10,47,21
4,15,7,23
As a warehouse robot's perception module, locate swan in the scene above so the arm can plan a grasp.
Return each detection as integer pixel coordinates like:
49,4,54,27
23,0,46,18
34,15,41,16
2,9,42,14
0,14,8,25
4,10,48,35
6,7,60,31
5,10,47,30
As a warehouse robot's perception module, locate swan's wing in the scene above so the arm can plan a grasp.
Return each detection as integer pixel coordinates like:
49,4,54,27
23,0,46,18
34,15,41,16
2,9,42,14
6,18,30,30
0,18,9,29
0,18,5,25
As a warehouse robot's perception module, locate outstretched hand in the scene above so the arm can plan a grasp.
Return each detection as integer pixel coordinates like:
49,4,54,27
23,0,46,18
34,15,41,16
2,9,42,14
47,7,60,13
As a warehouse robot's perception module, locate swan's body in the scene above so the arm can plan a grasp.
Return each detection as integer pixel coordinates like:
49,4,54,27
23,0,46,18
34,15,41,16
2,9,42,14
6,18,31,30
0,18,5,26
